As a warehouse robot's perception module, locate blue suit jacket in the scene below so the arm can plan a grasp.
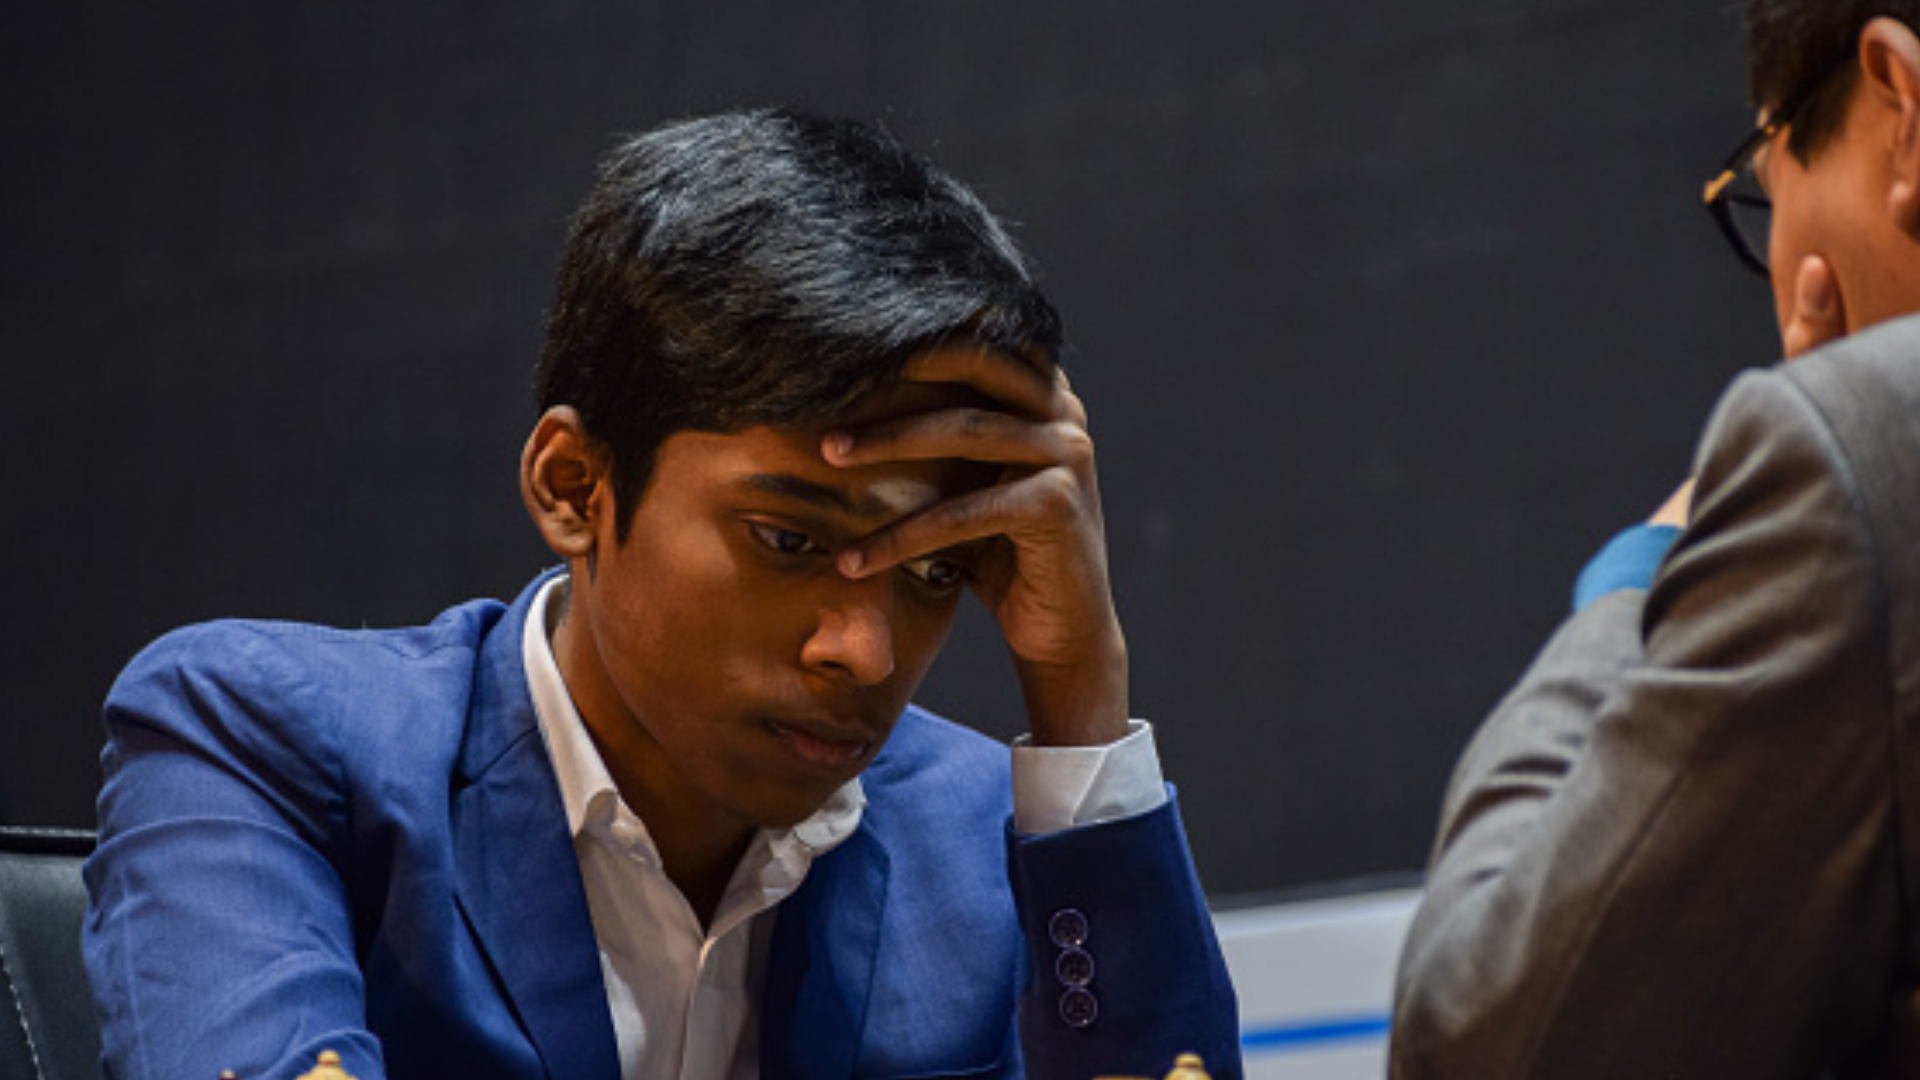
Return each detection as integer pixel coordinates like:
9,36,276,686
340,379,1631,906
84,576,1240,1080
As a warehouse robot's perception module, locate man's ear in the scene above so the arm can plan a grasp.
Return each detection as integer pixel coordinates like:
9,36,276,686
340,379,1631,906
1861,17,1920,233
521,407,606,560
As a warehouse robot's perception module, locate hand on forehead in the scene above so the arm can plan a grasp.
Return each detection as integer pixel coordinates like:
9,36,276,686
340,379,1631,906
849,344,1057,426
825,345,1061,507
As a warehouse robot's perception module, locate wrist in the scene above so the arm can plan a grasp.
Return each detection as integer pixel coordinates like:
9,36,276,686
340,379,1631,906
1016,630,1129,747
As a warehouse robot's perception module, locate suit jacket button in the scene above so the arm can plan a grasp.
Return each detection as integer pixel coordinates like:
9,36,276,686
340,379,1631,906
1058,986,1099,1028
1055,946,1095,987
1049,908,1089,948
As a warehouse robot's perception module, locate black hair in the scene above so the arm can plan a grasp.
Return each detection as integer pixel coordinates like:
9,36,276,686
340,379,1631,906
1747,1,1920,157
533,108,1063,540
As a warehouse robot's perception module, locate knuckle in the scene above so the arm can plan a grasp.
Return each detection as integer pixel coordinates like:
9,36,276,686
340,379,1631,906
921,498,964,532
904,498,964,542
958,409,1001,441
1053,424,1095,469
1031,468,1082,514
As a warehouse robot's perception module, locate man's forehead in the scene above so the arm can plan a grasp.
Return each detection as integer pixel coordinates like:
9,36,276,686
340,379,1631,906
858,476,947,517
711,421,999,523
736,469,949,520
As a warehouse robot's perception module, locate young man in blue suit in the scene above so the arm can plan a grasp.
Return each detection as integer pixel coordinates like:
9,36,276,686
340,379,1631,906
82,110,1239,1080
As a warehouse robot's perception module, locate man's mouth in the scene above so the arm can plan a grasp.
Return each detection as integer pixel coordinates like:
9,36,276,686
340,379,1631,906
764,719,872,768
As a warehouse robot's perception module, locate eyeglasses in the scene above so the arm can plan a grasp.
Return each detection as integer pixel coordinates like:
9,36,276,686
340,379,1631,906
1702,56,1854,278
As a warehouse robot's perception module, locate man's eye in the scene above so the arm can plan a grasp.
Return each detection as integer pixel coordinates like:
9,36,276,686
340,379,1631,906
901,555,967,592
749,523,826,556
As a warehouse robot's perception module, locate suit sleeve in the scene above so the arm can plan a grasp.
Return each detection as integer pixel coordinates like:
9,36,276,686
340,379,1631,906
83,623,388,1080
1389,366,1907,1079
1006,793,1243,1080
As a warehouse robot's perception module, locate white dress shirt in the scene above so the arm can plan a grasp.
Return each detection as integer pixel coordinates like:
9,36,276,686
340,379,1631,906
521,576,1165,1080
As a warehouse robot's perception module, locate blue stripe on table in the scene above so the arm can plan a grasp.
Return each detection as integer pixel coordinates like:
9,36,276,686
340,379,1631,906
1242,1013,1391,1054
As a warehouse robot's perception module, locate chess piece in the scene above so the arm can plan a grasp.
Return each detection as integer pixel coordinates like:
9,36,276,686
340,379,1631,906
295,1050,359,1080
1164,1053,1211,1080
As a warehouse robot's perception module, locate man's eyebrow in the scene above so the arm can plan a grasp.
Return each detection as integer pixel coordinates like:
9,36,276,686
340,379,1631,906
737,473,863,515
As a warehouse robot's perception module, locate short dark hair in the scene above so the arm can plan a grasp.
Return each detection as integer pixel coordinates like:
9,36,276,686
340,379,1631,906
534,108,1063,540
1747,1,1920,158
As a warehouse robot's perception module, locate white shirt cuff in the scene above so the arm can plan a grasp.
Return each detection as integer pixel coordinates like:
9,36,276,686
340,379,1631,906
1010,719,1168,836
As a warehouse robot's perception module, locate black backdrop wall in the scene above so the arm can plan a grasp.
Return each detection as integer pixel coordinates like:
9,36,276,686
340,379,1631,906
2,0,1779,897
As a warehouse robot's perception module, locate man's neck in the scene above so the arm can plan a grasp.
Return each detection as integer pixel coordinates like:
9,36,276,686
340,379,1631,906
578,719,756,932
546,582,759,931
649,818,755,933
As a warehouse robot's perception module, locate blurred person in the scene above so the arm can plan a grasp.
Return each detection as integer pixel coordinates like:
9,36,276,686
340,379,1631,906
1392,3,1920,1076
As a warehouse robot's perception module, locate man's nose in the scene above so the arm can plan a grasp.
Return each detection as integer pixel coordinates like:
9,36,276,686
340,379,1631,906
800,576,898,686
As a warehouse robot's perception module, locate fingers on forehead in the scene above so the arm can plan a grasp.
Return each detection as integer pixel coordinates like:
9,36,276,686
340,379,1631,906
903,345,1058,413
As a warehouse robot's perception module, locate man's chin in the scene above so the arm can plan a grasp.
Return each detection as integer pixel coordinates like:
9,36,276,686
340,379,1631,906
746,760,875,829
743,790,848,833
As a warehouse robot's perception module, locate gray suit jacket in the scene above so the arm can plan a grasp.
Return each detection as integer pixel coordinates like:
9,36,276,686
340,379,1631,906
1391,314,1920,1079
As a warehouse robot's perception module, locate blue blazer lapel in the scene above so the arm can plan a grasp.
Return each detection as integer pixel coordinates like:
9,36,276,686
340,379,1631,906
450,574,620,1080
760,825,892,1080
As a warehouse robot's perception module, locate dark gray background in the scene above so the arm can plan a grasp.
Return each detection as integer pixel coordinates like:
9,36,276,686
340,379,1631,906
1,0,1778,897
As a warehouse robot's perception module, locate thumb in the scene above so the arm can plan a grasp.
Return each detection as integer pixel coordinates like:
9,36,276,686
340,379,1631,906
1781,254,1847,359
